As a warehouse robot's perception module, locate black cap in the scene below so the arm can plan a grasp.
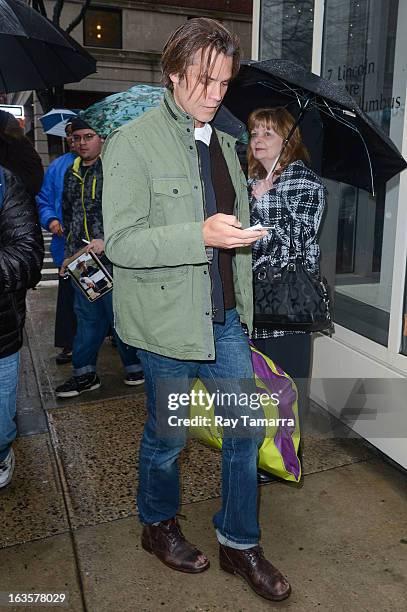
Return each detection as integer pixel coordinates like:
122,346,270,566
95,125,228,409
70,117,95,133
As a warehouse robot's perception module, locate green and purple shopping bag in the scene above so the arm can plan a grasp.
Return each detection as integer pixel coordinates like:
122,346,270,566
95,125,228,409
189,344,301,482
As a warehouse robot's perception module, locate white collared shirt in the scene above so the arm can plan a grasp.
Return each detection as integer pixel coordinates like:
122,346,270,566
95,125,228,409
194,123,212,147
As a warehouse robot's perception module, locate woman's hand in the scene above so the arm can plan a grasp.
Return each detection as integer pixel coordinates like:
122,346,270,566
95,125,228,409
251,178,274,200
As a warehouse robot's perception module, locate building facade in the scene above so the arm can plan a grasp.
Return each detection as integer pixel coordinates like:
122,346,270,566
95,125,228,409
253,0,407,469
59,0,252,104
10,0,252,164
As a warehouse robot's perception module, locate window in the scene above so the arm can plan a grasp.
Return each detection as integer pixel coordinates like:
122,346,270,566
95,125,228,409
259,0,315,69
401,280,407,356
319,0,403,346
83,7,122,49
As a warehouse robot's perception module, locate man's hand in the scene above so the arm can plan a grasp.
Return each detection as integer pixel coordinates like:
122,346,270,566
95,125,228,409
85,239,105,255
49,220,64,236
59,258,70,277
203,213,267,249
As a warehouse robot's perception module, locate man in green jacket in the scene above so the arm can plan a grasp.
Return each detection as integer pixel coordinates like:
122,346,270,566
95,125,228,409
102,18,291,603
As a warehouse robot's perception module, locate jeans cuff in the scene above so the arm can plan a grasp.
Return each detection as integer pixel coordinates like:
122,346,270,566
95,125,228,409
0,444,12,462
124,365,143,374
216,529,258,549
73,365,96,377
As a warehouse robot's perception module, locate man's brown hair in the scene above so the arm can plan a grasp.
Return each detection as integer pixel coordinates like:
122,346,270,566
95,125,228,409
161,17,240,93
247,107,310,179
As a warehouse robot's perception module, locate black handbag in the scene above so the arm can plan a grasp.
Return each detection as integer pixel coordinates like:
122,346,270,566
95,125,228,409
253,221,333,332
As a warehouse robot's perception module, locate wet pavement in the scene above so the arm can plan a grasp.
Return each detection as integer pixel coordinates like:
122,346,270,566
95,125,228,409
0,284,406,612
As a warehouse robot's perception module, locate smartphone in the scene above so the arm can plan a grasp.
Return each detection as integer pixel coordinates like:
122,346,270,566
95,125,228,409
247,224,274,231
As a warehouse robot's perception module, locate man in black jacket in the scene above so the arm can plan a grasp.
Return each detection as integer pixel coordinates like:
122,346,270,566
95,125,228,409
0,166,44,488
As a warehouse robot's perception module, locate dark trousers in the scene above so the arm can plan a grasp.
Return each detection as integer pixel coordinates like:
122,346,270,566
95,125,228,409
54,274,77,350
253,334,312,430
71,283,141,376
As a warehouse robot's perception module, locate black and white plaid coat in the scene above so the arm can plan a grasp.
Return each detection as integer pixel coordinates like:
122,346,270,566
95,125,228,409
249,160,326,339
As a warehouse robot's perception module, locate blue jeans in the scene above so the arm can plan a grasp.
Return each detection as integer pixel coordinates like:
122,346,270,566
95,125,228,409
0,352,19,461
72,283,142,376
137,309,264,548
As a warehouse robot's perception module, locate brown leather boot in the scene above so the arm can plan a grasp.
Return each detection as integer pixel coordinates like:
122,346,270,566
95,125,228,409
219,544,291,601
141,518,210,574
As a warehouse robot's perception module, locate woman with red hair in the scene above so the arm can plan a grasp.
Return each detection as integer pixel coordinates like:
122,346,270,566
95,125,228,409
248,107,326,437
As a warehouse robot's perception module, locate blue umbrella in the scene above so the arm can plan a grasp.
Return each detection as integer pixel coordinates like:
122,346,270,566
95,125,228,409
79,84,165,137
40,108,77,137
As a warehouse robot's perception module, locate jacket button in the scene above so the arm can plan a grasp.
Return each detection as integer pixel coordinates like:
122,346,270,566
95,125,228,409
205,311,210,316
173,188,178,194
189,146,193,150
187,128,191,133
208,354,212,358
161,285,165,290
203,270,207,275
194,185,198,190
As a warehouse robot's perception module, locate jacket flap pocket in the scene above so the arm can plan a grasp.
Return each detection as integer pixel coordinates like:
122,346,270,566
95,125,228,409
152,178,191,198
132,266,188,283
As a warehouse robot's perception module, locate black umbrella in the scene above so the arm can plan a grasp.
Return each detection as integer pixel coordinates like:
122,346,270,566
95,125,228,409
223,59,407,194
0,0,96,92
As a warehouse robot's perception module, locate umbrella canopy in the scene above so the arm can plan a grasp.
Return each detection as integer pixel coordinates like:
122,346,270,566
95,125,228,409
79,84,165,137
40,108,77,137
223,59,407,194
0,0,96,92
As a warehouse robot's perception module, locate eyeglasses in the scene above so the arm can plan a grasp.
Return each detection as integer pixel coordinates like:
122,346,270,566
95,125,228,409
72,133,97,143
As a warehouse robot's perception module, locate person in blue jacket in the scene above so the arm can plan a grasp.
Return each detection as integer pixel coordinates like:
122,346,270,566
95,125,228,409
36,123,77,364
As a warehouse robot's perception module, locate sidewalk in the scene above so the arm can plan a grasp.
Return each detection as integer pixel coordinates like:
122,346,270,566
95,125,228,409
0,285,406,612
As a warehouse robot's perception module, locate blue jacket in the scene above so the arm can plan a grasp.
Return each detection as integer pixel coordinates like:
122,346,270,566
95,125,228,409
36,152,76,266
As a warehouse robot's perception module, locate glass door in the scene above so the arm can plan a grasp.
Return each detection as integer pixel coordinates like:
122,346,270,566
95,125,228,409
319,0,403,346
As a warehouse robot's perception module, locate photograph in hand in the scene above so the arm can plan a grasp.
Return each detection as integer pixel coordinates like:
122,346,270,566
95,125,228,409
67,250,113,302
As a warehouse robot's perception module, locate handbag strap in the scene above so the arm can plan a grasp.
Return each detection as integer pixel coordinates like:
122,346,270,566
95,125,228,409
262,230,275,267
0,165,5,210
259,219,305,269
257,216,306,271
288,219,306,261
288,219,296,259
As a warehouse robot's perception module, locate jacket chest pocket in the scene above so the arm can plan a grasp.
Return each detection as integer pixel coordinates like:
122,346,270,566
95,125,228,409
152,178,194,225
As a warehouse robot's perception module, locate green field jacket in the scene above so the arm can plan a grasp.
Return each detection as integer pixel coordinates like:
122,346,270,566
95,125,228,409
102,90,253,360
